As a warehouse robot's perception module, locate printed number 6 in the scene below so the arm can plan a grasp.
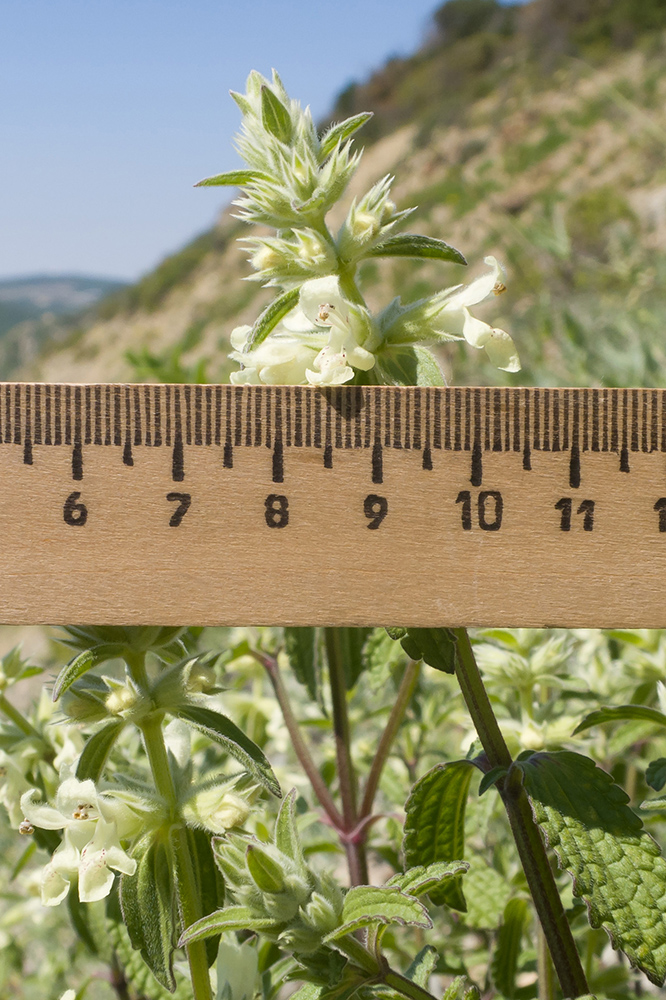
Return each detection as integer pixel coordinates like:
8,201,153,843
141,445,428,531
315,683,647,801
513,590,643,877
63,491,88,526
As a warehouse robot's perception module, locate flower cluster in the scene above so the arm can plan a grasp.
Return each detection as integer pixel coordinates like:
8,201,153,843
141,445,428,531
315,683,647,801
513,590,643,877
198,71,520,386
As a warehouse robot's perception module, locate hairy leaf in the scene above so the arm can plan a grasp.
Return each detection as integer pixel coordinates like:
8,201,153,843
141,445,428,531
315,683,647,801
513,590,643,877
368,234,466,266
247,287,300,350
177,704,280,796
403,760,475,910
518,750,666,985
319,113,373,160
404,945,438,987
387,860,469,899
179,905,278,946
324,885,431,941
647,758,666,791
573,705,666,735
376,346,446,388
76,720,125,782
120,837,176,991
184,827,225,967
261,85,292,143
284,628,319,702
194,169,268,188
52,644,123,701
274,788,307,875
490,897,530,998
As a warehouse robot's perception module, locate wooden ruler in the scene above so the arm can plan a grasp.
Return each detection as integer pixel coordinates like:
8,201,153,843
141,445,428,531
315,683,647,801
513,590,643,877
1,383,665,627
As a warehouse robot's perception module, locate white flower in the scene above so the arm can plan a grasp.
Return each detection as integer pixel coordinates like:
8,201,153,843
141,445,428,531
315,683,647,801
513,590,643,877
183,784,251,834
0,750,31,827
216,936,260,1000
434,256,519,372
20,776,139,906
229,276,375,387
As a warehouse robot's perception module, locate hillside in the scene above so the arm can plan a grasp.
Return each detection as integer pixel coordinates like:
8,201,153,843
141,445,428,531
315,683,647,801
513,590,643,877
19,0,666,389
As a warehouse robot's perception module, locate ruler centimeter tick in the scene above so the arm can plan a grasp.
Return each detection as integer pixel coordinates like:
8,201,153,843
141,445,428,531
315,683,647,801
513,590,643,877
1,382,666,627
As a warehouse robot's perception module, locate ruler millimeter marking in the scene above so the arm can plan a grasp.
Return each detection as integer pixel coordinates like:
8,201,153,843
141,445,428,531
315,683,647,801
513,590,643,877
1,383,666,627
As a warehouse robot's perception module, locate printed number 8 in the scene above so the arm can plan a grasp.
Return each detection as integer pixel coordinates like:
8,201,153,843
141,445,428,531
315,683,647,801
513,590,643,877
265,494,289,528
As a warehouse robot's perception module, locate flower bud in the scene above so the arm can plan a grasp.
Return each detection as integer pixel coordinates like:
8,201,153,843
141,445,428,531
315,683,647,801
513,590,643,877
301,890,341,935
183,788,250,834
277,925,322,953
246,843,288,894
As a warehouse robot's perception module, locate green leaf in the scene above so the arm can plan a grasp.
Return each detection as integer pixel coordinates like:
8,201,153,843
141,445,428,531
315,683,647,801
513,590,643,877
478,766,508,796
194,169,268,188
184,827,225,967
368,234,466,266
319,113,373,160
398,628,457,673
176,704,281,797
325,628,373,691
246,843,288,894
463,863,511,930
403,760,474,911
404,945,438,987
376,345,446,387
324,885,431,941
387,860,469,898
120,837,177,992
247,287,300,350
261,85,292,143
274,788,307,874
573,705,666,735
11,839,37,880
518,750,666,985
67,882,98,955
52,644,124,701
179,905,278,946
490,897,530,998
647,758,666,791
284,628,319,702
76,720,125,782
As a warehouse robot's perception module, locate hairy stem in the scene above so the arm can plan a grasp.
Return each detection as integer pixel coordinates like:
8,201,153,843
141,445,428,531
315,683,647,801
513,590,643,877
253,650,344,829
0,692,46,745
360,659,420,819
452,629,589,999
336,935,439,1000
537,923,556,1000
126,653,212,1000
324,628,368,885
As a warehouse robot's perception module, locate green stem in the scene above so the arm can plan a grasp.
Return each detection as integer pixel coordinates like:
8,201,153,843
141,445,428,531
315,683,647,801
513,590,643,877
537,923,556,1000
360,660,420,819
336,936,438,1000
126,653,212,1000
324,628,368,886
452,629,589,999
254,650,344,829
0,692,46,744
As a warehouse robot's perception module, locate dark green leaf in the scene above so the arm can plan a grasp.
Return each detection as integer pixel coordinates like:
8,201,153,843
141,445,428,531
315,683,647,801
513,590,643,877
478,766,508,796
324,885,431,941
67,883,98,955
404,945,438,987
398,628,457,674
284,628,319,702
403,760,475,911
52,644,124,701
247,287,300,350
376,346,446,387
387,860,468,898
177,704,281,797
319,113,373,160
120,837,176,992
76,721,125,782
194,169,268,188
325,628,373,691
518,750,666,985
179,905,278,946
261,85,292,143
368,234,466,266
184,827,225,967
647,759,666,791
490,897,530,998
573,705,666,735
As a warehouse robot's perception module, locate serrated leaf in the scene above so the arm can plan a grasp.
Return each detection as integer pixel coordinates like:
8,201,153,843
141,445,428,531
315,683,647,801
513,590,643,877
284,628,318,702
176,704,280,797
403,760,475,911
274,789,307,874
573,705,666,735
52,644,124,701
463,863,510,930
518,750,666,985
183,827,225,967
120,837,176,991
324,885,431,941
376,345,446,388
179,905,278,946
76,720,125,782
646,758,666,791
319,113,373,160
247,287,300,350
387,860,468,898
194,169,268,188
490,897,530,998
261,85,292,143
405,945,438,987
367,234,466,266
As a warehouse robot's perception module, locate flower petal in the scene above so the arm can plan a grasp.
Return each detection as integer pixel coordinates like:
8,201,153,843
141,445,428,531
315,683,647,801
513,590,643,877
484,328,521,373
445,256,503,310
20,790,66,830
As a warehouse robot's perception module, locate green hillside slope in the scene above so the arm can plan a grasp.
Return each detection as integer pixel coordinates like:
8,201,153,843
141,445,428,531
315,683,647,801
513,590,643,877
21,0,666,390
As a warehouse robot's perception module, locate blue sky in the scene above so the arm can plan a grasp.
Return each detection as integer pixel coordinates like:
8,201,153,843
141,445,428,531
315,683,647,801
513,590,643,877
1,0,456,282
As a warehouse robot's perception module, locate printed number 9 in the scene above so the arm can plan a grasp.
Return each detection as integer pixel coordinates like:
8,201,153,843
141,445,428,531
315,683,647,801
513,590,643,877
364,494,388,530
